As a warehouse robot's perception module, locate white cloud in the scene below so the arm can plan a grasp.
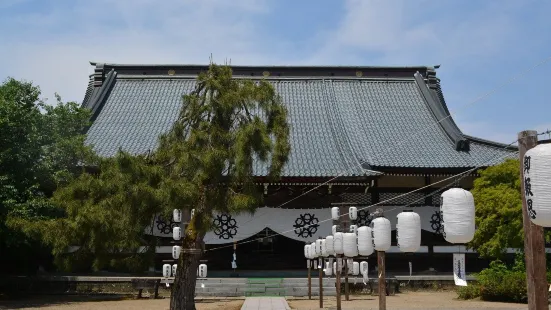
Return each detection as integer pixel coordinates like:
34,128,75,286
0,0,276,103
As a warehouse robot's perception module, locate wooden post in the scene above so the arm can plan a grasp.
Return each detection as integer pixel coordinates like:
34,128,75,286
335,256,342,310
307,259,312,300
378,251,386,310
518,130,548,310
344,258,350,301
319,258,323,309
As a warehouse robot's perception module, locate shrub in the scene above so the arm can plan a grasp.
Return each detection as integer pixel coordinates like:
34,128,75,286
457,283,481,300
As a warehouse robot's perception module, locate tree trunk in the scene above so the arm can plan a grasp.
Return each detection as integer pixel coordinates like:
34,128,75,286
170,250,201,310
170,231,206,310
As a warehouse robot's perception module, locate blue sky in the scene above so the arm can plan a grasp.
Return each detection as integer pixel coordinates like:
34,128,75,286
0,0,550,144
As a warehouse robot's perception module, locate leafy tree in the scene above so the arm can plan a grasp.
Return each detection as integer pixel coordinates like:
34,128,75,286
0,78,96,274
36,64,290,310
468,158,551,259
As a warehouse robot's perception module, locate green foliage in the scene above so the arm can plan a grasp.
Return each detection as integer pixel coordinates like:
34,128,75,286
468,158,551,258
0,77,96,274
37,63,291,272
458,254,551,303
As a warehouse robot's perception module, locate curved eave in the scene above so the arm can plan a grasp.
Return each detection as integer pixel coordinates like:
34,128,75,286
464,135,518,151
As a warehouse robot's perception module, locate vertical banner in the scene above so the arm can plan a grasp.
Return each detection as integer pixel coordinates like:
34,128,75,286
453,253,467,286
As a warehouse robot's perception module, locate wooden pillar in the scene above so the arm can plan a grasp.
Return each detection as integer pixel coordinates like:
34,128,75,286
378,251,386,310
319,258,323,309
344,259,350,301
307,259,312,300
335,256,342,310
518,130,548,310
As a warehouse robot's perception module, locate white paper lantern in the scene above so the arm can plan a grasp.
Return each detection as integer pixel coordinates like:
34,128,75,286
360,261,368,274
357,226,374,256
162,264,172,277
311,242,318,258
191,209,195,218
343,233,358,257
304,245,310,259
333,261,343,273
352,262,360,276
172,246,181,259
173,227,181,241
372,217,391,251
441,188,475,243
349,225,358,235
172,264,177,277
349,207,358,220
332,225,338,235
324,261,333,276
346,258,353,272
396,211,421,252
331,207,340,221
315,239,323,256
198,264,208,278
321,239,329,257
334,232,344,254
173,209,182,222
326,235,335,256
524,144,551,227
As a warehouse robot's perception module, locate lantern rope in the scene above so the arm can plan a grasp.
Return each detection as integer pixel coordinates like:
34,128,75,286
206,143,519,253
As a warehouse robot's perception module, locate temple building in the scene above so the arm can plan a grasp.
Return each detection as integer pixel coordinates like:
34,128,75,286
81,62,517,276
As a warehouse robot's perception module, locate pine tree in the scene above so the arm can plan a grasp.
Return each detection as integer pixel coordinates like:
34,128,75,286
160,63,290,309
32,63,290,309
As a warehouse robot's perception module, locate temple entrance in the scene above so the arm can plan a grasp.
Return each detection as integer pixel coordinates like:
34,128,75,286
203,228,310,277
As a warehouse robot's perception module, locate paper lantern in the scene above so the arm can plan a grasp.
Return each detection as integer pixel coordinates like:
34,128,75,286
349,225,358,235
173,227,181,241
162,264,172,277
304,245,310,259
334,232,344,254
346,258,353,272
396,211,421,252
357,226,374,256
172,264,177,277
332,225,338,235
331,207,340,221
360,261,368,274
198,264,208,278
172,246,181,259
326,235,335,256
191,209,195,218
349,207,358,220
333,261,343,273
316,239,323,257
371,217,391,251
324,261,333,276
343,233,358,257
352,262,360,276
173,209,182,222
523,144,551,227
321,239,329,257
441,188,475,243
311,242,318,258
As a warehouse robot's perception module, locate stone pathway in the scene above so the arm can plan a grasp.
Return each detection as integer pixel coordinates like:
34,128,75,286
241,297,290,310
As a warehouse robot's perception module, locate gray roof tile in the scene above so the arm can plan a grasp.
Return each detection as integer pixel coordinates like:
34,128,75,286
84,70,516,177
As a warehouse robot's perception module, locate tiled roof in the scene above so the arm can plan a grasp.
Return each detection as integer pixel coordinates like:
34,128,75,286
82,63,517,178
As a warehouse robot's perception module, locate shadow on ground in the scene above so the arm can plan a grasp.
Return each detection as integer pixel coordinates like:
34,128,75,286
0,294,138,309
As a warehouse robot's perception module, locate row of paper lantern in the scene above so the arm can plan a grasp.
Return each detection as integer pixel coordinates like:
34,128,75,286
315,187,477,259
172,209,196,240
162,263,208,278
314,258,368,279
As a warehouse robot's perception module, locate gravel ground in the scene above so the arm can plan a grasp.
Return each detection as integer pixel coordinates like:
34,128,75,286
0,292,538,310
287,291,532,310
0,296,244,310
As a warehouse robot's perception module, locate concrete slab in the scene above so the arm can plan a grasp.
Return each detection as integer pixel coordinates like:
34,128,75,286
241,297,290,310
